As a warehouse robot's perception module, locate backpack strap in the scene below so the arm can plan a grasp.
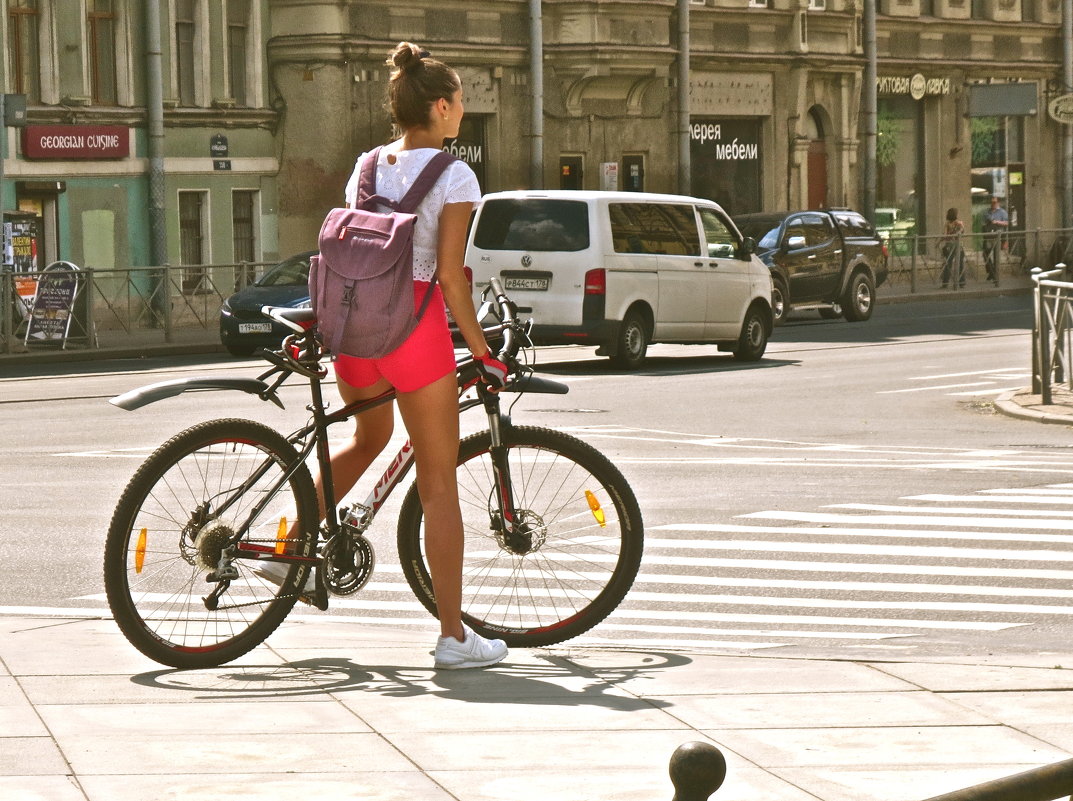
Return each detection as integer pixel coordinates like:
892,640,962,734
355,146,383,208
396,150,458,214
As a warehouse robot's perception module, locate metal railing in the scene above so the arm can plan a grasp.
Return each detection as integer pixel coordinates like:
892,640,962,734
884,227,1073,293
668,742,1073,801
1032,263,1073,404
1,260,275,355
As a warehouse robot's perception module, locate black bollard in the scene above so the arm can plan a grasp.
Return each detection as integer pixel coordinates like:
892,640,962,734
669,741,727,801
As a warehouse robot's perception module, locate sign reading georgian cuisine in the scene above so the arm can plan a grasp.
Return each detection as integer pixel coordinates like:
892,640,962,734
22,125,129,159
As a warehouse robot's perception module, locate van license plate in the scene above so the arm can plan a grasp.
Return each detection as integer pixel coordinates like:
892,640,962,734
238,322,272,334
503,276,549,291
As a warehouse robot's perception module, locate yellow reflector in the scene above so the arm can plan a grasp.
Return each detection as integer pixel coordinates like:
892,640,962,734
584,490,606,528
134,528,147,574
275,517,288,555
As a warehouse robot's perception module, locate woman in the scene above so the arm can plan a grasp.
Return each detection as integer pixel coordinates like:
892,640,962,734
327,43,508,669
940,207,965,289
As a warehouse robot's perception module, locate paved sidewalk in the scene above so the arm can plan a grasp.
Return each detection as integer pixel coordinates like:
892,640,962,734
2,613,1072,801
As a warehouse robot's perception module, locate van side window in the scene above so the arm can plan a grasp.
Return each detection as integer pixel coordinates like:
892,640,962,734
610,203,700,256
698,208,741,260
472,199,590,252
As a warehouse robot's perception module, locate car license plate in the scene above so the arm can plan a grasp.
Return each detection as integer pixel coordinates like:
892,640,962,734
503,276,549,291
238,322,272,334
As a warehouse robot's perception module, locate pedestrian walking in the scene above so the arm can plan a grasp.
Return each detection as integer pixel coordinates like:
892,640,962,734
940,207,965,289
982,196,1008,284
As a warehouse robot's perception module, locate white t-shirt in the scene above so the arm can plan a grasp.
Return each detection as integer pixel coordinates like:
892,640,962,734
343,147,481,282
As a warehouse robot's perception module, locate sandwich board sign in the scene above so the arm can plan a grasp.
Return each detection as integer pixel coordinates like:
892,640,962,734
25,261,83,347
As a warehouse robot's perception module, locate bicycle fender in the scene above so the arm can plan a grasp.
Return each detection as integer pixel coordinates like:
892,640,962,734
110,377,280,411
506,374,569,395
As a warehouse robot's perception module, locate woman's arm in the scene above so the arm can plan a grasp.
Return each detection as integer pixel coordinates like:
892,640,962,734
436,201,493,357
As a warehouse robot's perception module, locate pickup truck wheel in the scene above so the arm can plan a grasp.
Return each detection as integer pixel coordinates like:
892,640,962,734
609,310,649,369
732,306,768,362
842,272,875,322
771,279,789,326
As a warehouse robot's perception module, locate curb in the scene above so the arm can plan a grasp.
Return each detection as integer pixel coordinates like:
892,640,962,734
995,389,1073,426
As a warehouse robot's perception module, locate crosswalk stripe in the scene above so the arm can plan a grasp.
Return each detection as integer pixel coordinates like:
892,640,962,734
912,493,1073,504
741,510,1073,532
643,536,1073,563
651,523,1073,544
833,502,1073,518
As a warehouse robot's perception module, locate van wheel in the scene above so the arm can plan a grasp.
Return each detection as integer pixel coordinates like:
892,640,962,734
842,272,875,322
609,311,649,369
771,278,789,326
733,306,768,362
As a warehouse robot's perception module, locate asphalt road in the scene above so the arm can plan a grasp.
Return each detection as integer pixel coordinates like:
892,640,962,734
4,293,1072,660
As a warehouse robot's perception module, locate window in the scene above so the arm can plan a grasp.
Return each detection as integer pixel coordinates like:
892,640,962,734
8,0,41,102
232,190,257,288
226,0,249,106
175,0,197,106
178,190,207,292
473,199,590,252
610,203,700,256
698,208,741,260
748,0,770,6
808,0,826,8
88,0,117,104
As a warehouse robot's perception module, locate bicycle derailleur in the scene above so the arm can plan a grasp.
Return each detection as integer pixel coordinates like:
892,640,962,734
319,504,375,596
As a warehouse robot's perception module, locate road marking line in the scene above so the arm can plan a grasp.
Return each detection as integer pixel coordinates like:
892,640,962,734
652,524,1073,544
741,510,1073,532
910,493,1073,504
878,382,996,394
831,502,1073,518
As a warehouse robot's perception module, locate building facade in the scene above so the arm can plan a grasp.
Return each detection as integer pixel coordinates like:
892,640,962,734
1,0,280,285
268,0,1069,255
2,0,1068,276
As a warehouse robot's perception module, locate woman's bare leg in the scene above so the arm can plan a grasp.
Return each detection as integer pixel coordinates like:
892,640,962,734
395,372,465,641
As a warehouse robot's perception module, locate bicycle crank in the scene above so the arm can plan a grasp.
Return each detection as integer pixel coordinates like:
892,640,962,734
321,531,375,596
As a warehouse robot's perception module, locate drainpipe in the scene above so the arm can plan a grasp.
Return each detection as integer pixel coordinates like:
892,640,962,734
529,0,544,189
862,0,877,222
146,0,167,269
1064,0,1072,228
677,0,691,195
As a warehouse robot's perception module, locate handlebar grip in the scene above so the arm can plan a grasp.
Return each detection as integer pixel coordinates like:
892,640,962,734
489,276,505,299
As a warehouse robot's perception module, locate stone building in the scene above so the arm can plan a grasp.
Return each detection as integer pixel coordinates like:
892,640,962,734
269,0,1069,254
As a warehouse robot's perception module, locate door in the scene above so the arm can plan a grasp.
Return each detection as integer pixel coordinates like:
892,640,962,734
698,207,754,338
608,202,705,339
559,156,583,190
781,212,840,304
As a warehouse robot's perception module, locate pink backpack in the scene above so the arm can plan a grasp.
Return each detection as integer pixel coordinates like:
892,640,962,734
308,146,456,358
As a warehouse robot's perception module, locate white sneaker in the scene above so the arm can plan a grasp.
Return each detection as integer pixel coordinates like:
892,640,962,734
434,625,508,670
250,560,316,602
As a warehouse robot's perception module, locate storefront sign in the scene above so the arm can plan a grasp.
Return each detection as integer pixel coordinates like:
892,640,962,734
22,125,129,159
601,162,619,191
968,82,1038,117
1048,94,1073,124
877,74,951,99
690,118,762,215
689,123,759,160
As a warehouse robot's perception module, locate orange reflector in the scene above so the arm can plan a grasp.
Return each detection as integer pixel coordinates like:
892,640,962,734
584,490,606,528
275,517,288,555
135,528,147,573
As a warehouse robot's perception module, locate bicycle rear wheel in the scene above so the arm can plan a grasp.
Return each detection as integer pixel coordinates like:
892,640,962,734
103,418,318,668
397,425,644,648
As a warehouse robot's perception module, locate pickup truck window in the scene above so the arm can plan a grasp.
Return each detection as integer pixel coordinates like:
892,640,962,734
698,208,741,259
784,217,809,250
803,213,837,248
610,203,700,256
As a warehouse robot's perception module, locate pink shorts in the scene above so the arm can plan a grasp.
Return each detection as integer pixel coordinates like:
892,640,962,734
333,282,457,393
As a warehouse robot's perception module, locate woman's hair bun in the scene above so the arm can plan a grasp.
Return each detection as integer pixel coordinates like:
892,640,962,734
391,42,427,72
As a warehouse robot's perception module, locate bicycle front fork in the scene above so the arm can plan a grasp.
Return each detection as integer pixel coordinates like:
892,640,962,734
482,391,535,555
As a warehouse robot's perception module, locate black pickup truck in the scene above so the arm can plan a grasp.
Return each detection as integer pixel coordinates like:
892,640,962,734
733,209,889,325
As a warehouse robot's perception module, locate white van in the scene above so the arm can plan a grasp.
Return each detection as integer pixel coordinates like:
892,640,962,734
466,190,773,368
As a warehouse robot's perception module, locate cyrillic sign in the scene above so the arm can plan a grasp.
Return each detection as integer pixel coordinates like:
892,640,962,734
22,125,129,159
1048,94,1073,125
877,74,951,100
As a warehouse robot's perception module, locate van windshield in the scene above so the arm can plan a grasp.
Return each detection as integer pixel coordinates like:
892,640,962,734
473,199,590,252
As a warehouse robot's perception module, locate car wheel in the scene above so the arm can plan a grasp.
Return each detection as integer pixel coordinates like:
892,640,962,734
842,272,875,322
771,278,789,326
608,310,649,370
733,305,768,362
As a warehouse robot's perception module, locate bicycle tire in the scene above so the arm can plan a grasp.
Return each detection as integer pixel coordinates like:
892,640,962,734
103,418,318,668
397,425,644,648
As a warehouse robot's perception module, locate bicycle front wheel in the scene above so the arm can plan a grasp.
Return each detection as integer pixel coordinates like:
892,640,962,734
397,425,644,648
104,418,318,668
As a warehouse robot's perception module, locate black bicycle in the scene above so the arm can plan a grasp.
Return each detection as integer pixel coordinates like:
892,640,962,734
103,278,644,668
